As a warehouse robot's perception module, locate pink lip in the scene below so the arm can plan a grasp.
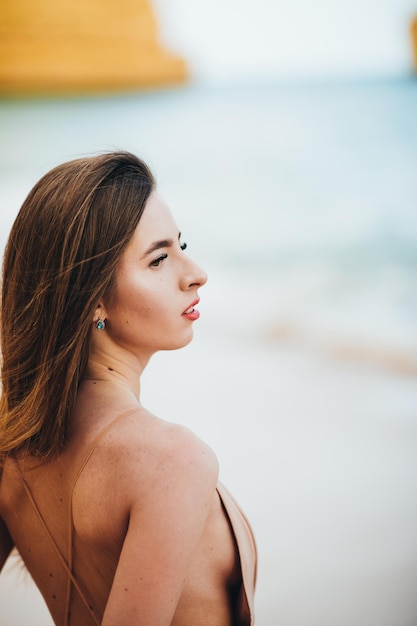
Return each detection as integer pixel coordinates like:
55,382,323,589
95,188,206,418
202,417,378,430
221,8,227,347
182,298,200,320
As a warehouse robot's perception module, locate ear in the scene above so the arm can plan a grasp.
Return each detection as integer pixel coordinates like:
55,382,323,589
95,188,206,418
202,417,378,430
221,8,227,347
92,303,107,325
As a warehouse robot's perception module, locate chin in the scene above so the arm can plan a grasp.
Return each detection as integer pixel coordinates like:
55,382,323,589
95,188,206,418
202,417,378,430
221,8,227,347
164,330,194,352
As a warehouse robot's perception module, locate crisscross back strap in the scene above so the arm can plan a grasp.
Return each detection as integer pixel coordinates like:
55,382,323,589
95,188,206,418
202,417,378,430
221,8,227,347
65,408,139,623
18,408,139,626
19,474,99,624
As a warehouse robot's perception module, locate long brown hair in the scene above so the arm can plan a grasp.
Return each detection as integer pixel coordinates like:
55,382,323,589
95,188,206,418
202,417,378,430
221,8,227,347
0,151,155,461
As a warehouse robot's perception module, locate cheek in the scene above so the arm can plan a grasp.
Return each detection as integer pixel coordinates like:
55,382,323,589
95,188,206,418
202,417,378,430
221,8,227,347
113,282,165,324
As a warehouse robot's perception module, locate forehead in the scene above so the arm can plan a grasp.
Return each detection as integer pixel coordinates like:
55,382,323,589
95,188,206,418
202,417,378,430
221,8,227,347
129,191,178,248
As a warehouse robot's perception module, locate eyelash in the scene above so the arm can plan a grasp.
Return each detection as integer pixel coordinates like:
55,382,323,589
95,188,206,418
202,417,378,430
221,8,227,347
150,254,168,267
149,242,187,268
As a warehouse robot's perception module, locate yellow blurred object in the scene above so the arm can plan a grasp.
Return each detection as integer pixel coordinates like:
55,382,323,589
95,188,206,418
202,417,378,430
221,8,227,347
0,0,187,95
411,14,417,71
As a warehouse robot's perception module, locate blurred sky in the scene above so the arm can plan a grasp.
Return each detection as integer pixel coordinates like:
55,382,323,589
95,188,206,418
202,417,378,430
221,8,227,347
153,0,417,82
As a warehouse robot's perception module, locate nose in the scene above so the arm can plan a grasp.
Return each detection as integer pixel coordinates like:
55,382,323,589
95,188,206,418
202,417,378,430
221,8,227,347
181,256,208,290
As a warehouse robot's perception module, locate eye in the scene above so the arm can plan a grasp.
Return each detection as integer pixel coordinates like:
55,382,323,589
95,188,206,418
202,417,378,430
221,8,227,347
180,241,187,251
149,253,168,268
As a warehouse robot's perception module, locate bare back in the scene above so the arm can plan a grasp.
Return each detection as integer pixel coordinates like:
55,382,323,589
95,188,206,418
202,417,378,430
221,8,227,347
0,408,247,625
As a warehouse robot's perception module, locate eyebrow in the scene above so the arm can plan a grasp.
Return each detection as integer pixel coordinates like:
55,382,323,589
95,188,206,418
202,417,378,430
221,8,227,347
142,232,181,259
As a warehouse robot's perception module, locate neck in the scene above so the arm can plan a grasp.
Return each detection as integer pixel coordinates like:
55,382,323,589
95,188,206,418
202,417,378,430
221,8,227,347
83,359,143,400
86,332,154,400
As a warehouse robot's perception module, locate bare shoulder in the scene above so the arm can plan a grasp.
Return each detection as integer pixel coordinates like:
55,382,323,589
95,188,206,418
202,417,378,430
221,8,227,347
99,411,220,625
97,408,219,503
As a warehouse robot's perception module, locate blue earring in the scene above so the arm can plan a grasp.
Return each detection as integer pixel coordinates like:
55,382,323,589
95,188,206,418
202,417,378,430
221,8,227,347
96,319,106,330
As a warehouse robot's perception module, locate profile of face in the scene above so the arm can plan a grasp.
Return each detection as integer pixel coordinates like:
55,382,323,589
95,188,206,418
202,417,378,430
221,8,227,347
98,191,208,361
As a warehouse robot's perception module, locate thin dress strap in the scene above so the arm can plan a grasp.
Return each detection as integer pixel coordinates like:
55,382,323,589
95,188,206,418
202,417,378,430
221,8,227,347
18,408,139,626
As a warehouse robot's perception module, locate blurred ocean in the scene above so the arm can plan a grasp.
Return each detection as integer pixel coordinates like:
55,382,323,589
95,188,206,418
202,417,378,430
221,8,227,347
1,77,417,626
0,76,416,372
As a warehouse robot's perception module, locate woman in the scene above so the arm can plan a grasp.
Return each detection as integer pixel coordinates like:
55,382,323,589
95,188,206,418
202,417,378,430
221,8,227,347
0,151,256,625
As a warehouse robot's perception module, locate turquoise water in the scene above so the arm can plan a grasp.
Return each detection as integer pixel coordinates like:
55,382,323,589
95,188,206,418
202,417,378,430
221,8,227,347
1,77,416,262
1,76,416,365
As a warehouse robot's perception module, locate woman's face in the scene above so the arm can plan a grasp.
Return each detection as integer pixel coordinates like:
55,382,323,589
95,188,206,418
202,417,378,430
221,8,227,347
102,191,207,360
